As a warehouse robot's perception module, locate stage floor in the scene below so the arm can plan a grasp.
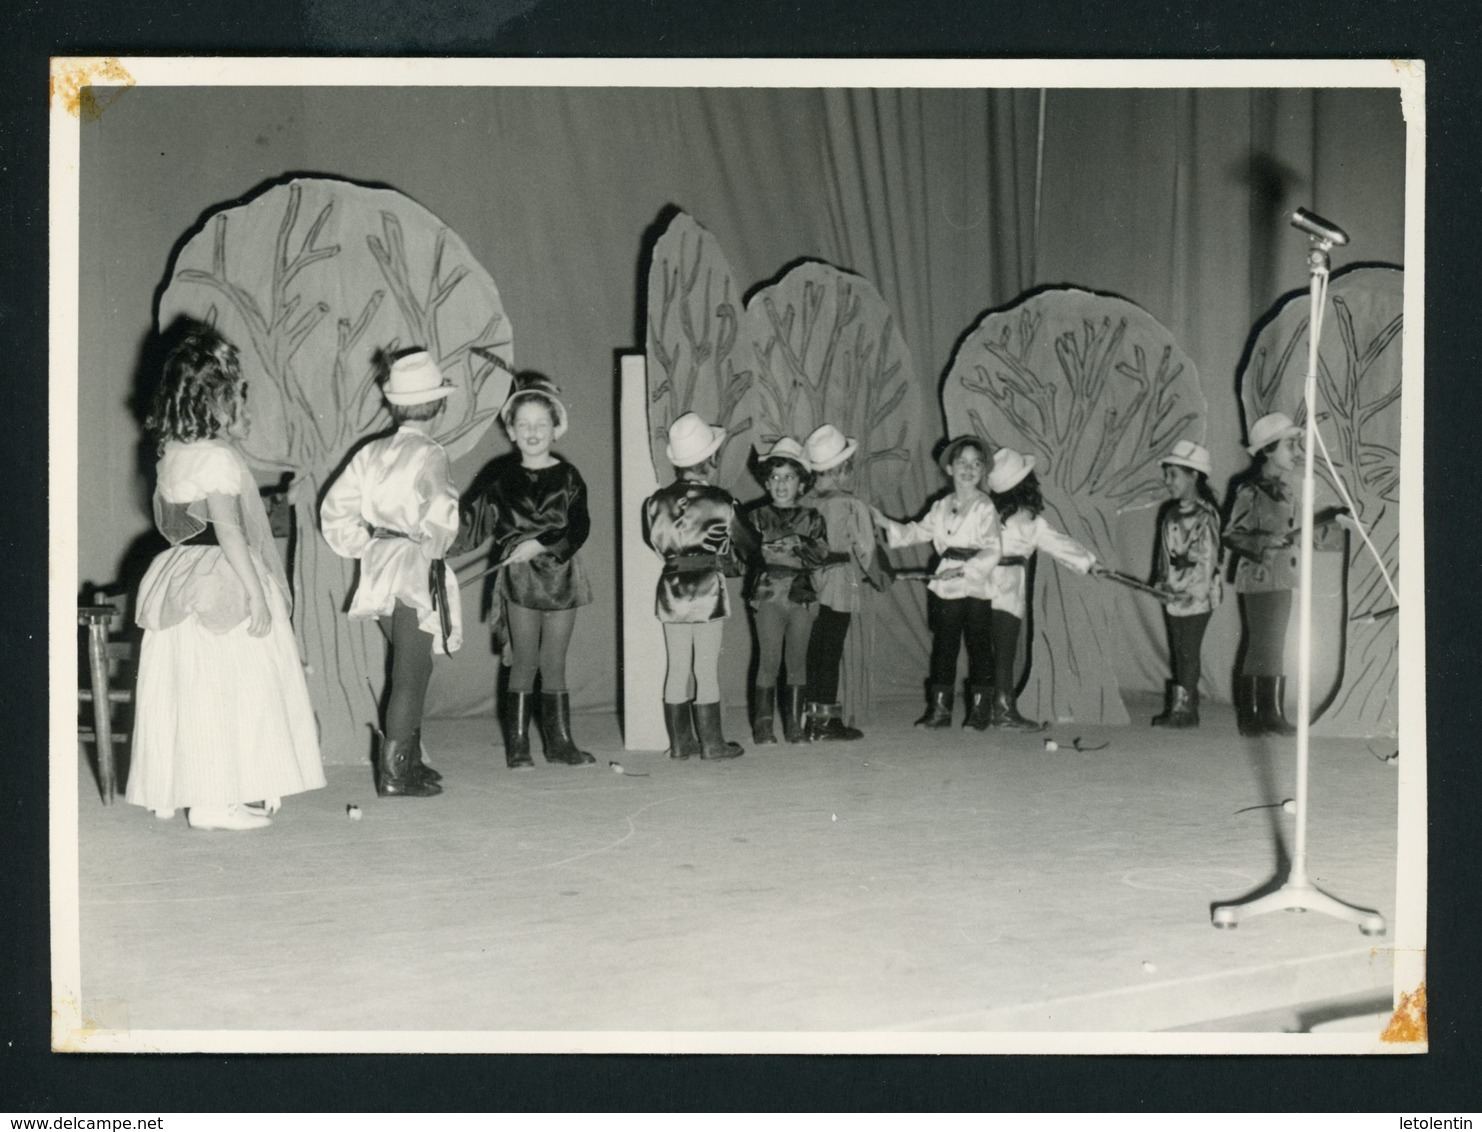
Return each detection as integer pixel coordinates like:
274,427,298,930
69,696,1403,1046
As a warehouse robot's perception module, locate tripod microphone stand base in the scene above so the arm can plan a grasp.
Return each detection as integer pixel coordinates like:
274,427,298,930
1212,879,1387,936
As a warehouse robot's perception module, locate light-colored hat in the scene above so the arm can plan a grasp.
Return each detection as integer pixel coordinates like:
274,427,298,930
803,424,858,472
383,351,452,405
667,411,727,468
756,436,811,473
500,373,569,439
1246,412,1301,454
987,448,1036,494
937,435,990,473
1160,439,1212,476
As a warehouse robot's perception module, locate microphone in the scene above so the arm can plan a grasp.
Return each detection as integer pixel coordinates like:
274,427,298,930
1289,207,1350,246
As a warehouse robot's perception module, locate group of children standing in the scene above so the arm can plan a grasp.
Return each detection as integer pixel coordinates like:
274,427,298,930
121,325,1347,832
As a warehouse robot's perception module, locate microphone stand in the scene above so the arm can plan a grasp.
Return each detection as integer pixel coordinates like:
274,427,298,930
1211,234,1386,937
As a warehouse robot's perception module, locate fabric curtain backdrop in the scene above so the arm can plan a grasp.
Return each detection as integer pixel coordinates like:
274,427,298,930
78,85,1404,721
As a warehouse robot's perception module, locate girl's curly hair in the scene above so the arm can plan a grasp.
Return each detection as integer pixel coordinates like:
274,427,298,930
752,454,815,496
990,470,1045,521
145,327,245,453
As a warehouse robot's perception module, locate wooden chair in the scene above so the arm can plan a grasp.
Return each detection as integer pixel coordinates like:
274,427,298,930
78,588,133,804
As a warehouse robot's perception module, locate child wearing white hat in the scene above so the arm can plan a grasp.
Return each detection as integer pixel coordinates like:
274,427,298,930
744,438,830,745
1222,412,1348,736
643,413,761,760
1149,440,1224,728
798,424,878,742
453,373,596,768
321,348,460,798
985,449,1106,729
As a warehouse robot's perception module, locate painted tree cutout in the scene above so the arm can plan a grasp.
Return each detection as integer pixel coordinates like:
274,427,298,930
1239,266,1402,736
746,261,919,507
645,212,754,489
160,178,513,763
943,287,1206,724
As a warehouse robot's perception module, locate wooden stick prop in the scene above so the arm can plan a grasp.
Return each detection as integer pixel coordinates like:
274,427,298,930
1096,569,1175,602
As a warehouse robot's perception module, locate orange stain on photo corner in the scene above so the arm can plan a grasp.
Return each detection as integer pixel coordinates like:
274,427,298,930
49,58,136,121
1380,983,1427,1043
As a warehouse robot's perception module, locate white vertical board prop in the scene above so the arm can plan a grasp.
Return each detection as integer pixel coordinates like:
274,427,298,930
619,353,669,751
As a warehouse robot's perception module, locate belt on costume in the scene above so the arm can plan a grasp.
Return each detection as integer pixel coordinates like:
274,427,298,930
940,547,979,561
999,555,1028,567
762,563,806,575
370,525,413,540
663,553,723,573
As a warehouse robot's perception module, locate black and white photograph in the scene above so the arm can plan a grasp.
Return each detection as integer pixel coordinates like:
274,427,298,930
50,57,1425,1053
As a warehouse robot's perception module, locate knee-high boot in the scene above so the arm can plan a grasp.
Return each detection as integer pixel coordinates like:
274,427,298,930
502,690,535,769
964,684,995,731
752,686,778,745
664,700,702,760
1257,676,1297,737
1235,675,1262,737
376,730,442,797
694,701,744,759
781,685,808,744
915,685,954,728
540,691,596,765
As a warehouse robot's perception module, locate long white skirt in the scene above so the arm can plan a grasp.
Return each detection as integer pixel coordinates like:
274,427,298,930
125,557,325,812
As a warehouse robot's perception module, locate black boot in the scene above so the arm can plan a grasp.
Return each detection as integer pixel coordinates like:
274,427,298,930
376,731,442,797
781,685,807,744
663,700,701,760
964,684,995,731
1151,681,1177,727
502,690,535,769
540,691,596,765
1235,676,1262,737
915,685,954,728
409,728,443,784
694,701,743,759
752,686,778,746
990,689,1041,731
1163,685,1198,729
1185,687,1201,728
806,702,864,742
1257,676,1297,737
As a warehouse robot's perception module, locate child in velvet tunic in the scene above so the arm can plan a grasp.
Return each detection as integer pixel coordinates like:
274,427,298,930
744,438,829,745
454,375,594,768
643,412,760,761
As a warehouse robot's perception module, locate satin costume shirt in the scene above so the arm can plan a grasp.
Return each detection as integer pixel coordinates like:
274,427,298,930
320,425,463,654
880,493,1002,601
746,502,830,607
1223,473,1344,593
643,480,760,623
807,488,877,613
991,511,1098,620
1153,498,1225,617
454,456,594,610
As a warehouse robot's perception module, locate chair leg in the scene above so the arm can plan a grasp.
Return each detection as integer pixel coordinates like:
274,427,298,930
84,617,116,804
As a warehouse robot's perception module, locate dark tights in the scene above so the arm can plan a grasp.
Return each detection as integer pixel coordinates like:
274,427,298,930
1239,590,1291,676
928,594,995,687
806,606,852,703
506,603,576,693
381,601,434,744
990,609,1022,693
1164,611,1212,691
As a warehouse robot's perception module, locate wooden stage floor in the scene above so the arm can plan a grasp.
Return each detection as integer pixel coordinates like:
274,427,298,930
67,696,1405,1050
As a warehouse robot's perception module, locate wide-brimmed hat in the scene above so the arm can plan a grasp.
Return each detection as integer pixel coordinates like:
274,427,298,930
803,424,858,472
1246,412,1301,454
1160,438,1213,476
383,351,452,405
987,448,1037,493
667,411,727,468
936,434,990,473
755,436,812,475
501,373,569,439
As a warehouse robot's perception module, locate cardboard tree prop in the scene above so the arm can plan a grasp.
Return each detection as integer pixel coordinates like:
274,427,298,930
745,260,920,723
942,288,1206,724
645,212,755,490
159,178,513,763
1238,265,1402,737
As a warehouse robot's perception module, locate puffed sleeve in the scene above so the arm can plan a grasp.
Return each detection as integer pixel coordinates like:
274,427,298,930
537,464,591,563
319,449,371,560
797,508,831,568
416,445,459,560
159,443,241,503
725,500,762,575
1032,516,1096,573
882,502,940,550
848,498,876,569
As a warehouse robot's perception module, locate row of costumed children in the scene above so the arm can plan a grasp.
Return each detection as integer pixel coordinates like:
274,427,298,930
122,327,1346,832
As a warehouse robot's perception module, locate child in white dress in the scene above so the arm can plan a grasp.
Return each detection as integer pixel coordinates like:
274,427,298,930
126,328,325,831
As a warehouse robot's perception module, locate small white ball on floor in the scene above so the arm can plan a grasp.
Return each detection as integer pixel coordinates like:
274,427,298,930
611,763,625,774
1044,739,1059,752
1142,961,1157,973
1281,798,1296,814
346,804,361,820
